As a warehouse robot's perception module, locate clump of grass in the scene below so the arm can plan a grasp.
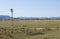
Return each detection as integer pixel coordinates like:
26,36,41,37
44,37,48,39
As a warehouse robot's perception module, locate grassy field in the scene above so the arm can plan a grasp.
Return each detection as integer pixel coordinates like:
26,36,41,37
0,20,60,39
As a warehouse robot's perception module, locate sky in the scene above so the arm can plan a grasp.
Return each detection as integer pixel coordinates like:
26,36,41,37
0,0,60,17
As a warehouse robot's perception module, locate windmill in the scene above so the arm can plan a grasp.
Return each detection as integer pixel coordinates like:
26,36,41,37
10,8,14,26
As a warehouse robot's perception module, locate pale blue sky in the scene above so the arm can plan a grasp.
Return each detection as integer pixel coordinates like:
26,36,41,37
0,0,60,17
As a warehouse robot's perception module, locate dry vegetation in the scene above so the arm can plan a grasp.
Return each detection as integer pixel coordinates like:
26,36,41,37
0,20,60,39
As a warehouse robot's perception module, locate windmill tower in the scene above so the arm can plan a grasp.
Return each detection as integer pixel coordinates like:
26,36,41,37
10,8,14,26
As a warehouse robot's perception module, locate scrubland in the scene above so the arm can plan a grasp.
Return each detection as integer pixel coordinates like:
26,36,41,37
0,20,60,39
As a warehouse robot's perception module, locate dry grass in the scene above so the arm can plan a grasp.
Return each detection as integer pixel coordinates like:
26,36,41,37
0,20,60,39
